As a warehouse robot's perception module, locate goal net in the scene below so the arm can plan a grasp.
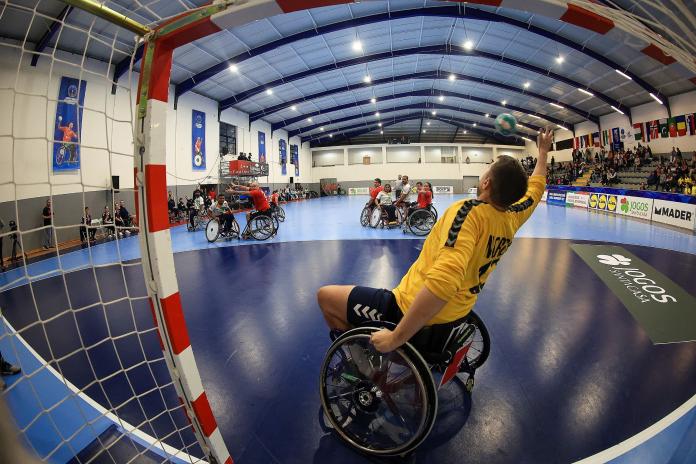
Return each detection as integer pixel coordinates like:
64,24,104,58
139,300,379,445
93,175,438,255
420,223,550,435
0,1,228,463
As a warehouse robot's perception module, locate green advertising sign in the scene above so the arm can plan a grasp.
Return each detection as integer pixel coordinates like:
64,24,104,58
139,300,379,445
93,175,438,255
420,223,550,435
572,244,696,344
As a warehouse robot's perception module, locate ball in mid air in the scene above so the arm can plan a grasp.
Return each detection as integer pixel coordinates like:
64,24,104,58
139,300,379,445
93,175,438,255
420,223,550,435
494,113,517,136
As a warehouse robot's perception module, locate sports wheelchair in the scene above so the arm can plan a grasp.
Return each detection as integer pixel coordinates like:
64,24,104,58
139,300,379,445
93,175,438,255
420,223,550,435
402,207,436,236
319,311,490,457
205,211,277,242
368,205,402,229
270,204,285,223
187,207,210,232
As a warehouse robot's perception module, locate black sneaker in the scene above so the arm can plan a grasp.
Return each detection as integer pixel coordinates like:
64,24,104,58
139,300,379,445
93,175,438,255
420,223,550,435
1,360,21,376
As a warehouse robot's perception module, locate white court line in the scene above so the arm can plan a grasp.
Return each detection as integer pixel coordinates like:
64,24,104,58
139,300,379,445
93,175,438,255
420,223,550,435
1,317,208,464
573,392,696,463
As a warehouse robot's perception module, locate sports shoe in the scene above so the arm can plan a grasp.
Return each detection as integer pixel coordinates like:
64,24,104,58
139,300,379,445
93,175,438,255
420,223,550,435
1,360,21,376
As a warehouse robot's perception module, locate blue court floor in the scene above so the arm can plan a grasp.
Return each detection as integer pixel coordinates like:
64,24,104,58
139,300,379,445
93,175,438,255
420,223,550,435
1,194,695,463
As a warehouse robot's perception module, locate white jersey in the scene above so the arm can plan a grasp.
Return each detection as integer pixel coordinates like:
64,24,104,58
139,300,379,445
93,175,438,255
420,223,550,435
376,191,393,206
399,183,412,201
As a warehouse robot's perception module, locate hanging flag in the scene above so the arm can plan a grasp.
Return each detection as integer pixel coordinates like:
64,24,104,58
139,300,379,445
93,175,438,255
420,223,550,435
279,139,287,175
633,123,643,141
580,136,584,148
659,118,669,138
602,129,608,146
675,115,687,136
258,131,266,164
649,120,660,139
593,132,600,147
53,76,87,172
573,137,578,149
668,117,677,137
687,114,696,135
191,109,206,171
584,134,591,147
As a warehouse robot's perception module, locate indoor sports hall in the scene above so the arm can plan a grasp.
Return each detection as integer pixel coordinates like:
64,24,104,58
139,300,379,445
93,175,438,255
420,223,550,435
0,1,695,463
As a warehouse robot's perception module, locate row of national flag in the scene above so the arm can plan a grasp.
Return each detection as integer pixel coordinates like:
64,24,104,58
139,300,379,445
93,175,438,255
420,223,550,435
632,114,696,141
572,113,696,149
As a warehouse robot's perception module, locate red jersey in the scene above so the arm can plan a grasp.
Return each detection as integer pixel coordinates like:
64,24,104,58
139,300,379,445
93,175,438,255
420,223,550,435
249,188,270,212
370,186,384,199
417,190,432,209
271,193,279,206
59,126,77,142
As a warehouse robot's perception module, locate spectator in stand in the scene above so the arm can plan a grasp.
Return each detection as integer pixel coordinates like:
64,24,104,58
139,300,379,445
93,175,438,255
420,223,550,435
670,147,677,163
647,170,658,191
168,191,176,222
606,168,619,185
118,200,135,235
659,168,668,191
80,207,96,243
102,206,114,238
42,199,53,250
550,156,555,172
633,154,641,172
177,197,186,218
237,152,248,161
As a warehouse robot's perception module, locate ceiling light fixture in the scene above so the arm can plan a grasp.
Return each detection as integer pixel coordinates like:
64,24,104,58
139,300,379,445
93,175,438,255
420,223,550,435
352,40,363,52
422,129,426,133
319,127,324,131
375,112,380,117
329,133,333,138
523,82,530,89
378,123,382,127
307,117,313,122
484,113,489,118
611,105,625,115
549,102,564,109
290,105,297,111
438,95,444,102
380,130,383,134
556,124,568,130
556,55,564,64
463,39,474,50
649,93,663,105
501,100,507,105
265,89,273,95
615,69,632,80
363,75,371,83
528,113,540,119
472,123,477,127
431,110,437,115
370,97,376,104
427,121,431,126
448,74,456,81
578,88,594,97
229,64,239,73
463,130,467,134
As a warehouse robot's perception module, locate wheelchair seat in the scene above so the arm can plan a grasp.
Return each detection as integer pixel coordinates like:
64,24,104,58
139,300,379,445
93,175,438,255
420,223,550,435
319,311,490,457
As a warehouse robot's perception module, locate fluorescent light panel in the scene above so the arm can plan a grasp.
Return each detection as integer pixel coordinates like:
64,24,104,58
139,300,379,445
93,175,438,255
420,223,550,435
611,105,624,115
549,102,564,109
615,69,632,80
649,93,663,105
578,88,594,97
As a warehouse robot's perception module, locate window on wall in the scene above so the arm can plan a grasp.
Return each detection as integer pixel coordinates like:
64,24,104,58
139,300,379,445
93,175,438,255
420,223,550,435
220,122,237,156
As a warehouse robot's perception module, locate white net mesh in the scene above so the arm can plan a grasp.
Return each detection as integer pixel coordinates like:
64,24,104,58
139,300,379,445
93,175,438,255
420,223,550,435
0,1,207,462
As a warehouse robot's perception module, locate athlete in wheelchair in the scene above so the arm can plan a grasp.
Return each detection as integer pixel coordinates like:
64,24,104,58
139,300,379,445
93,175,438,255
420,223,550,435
403,182,436,236
187,190,208,232
360,178,384,227
205,194,240,241
317,128,552,456
226,182,277,240
369,184,401,228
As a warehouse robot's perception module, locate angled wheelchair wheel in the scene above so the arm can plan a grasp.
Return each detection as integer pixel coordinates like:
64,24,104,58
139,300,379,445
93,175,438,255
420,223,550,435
272,215,280,232
320,327,437,457
229,217,240,239
205,218,220,242
395,206,405,224
407,209,435,236
360,207,371,227
249,215,274,241
369,208,382,228
276,206,285,222
463,311,490,370
428,205,438,221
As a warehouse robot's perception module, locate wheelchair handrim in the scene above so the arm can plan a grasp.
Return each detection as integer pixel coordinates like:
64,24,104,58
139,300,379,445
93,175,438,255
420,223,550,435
320,329,438,456
205,219,219,242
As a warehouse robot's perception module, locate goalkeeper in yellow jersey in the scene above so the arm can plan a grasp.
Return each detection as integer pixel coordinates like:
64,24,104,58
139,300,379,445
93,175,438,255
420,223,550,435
318,128,554,353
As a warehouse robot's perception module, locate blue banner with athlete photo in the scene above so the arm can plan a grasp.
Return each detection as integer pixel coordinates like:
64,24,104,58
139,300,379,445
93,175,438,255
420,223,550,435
547,189,567,206
258,131,266,164
291,144,299,176
53,76,86,172
191,110,206,170
279,139,287,175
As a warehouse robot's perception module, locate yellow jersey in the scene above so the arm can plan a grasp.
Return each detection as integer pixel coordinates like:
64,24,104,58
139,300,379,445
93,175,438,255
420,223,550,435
393,175,546,324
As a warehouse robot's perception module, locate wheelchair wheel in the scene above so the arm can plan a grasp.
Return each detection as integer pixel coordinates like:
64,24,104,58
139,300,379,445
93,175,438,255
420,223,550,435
205,219,220,242
276,206,285,222
360,207,371,227
428,205,438,221
369,208,382,228
463,311,490,370
272,215,279,232
407,209,435,236
249,215,274,241
395,207,405,224
320,327,437,457
229,217,240,239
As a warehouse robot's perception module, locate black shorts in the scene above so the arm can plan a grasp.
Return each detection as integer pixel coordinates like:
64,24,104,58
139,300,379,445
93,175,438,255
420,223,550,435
346,286,469,354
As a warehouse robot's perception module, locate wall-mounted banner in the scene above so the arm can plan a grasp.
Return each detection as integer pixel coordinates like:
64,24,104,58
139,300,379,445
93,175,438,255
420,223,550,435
53,76,86,172
566,192,589,208
279,139,287,176
348,187,370,195
433,186,453,194
652,199,696,230
571,244,696,344
617,195,653,220
258,131,266,164
291,144,299,176
191,110,206,170
588,193,618,213
546,189,567,207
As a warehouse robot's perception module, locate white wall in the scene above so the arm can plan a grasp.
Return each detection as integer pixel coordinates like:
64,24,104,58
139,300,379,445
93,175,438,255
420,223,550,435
386,145,421,163
462,147,494,163
313,149,344,167
348,146,383,164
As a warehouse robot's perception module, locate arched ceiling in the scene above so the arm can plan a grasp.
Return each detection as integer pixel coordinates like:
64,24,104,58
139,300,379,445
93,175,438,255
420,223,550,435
3,0,694,147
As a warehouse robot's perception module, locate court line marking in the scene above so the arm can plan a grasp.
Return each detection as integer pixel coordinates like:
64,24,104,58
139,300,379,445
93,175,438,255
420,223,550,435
1,317,208,464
